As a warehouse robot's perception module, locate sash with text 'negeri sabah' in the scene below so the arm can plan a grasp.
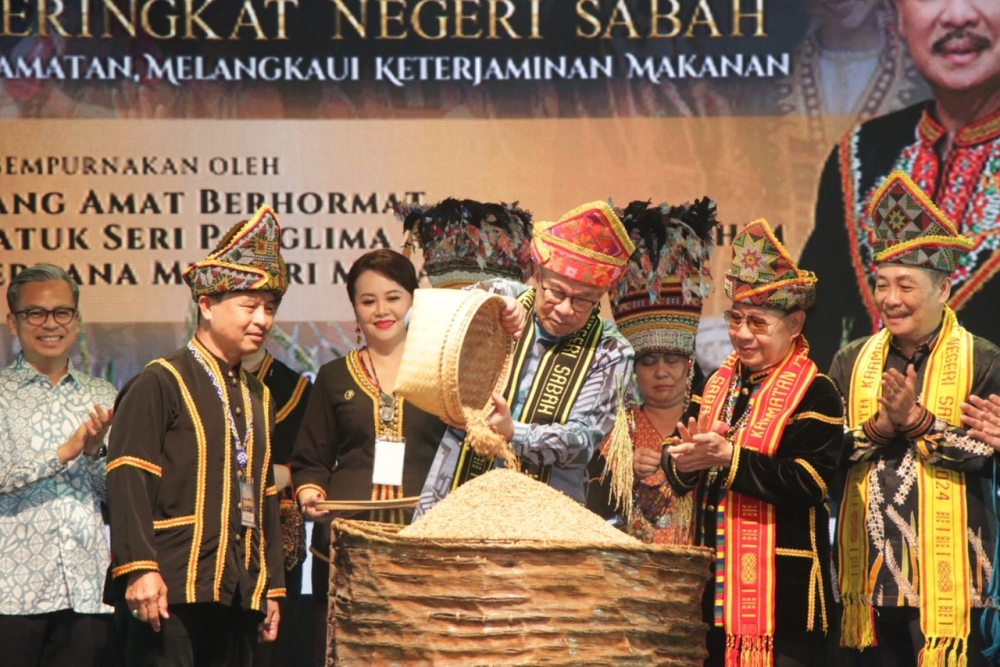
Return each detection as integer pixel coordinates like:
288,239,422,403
839,306,972,667
700,336,817,667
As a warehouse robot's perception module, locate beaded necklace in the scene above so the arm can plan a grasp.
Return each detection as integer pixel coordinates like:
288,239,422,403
366,348,398,427
189,340,254,477
348,349,406,523
720,370,747,430
723,367,771,433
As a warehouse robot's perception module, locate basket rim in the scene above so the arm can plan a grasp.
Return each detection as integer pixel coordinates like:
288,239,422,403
399,289,515,425
441,291,511,424
333,519,713,558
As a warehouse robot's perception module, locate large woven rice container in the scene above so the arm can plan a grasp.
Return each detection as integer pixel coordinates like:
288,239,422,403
395,288,513,426
329,520,712,666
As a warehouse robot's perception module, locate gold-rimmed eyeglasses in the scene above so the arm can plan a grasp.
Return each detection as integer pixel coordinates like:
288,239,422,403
722,310,786,335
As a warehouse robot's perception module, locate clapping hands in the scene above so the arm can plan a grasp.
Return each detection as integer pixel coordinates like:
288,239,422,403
665,413,733,473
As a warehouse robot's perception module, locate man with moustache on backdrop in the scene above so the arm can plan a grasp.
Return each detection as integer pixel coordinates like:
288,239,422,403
104,206,287,666
801,0,1000,372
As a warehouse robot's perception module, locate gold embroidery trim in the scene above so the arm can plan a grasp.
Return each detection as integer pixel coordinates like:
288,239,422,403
112,560,159,578
107,456,163,477
915,437,933,459
153,515,196,531
669,456,697,489
189,337,241,604
276,375,310,423
346,350,405,509
774,509,825,632
775,548,815,558
794,458,828,497
258,354,274,379
811,507,827,632
253,388,273,610
957,107,1000,145
150,358,207,604
723,443,741,489
788,411,844,426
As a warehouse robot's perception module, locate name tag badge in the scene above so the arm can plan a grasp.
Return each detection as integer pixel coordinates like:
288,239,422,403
372,436,406,487
240,480,256,527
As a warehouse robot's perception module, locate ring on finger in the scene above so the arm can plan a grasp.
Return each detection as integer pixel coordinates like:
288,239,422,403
131,609,140,618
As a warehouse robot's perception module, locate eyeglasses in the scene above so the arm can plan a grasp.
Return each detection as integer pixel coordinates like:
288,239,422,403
14,307,78,326
539,282,601,314
722,310,785,335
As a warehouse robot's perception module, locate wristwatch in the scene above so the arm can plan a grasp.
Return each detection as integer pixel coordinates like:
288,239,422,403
84,444,108,460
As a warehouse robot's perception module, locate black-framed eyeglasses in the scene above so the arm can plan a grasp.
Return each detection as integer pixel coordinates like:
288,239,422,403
722,310,786,335
539,282,600,314
14,307,78,326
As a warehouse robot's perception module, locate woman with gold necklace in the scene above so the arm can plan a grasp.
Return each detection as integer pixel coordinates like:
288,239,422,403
291,249,447,666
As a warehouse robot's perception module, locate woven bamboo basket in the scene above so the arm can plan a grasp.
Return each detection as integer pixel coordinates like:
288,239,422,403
327,520,712,667
396,288,514,426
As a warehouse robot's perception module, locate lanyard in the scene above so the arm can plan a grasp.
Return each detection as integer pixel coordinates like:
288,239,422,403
189,341,253,475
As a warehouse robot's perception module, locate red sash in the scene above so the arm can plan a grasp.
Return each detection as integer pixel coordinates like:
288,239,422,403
700,337,818,667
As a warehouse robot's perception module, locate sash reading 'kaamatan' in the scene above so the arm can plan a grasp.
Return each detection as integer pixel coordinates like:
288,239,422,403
699,336,817,667
839,306,972,666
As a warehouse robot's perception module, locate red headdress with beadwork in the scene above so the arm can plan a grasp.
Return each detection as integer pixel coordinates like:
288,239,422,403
530,200,635,288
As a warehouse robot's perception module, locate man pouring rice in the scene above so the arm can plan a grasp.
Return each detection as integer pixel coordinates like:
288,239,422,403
414,201,636,517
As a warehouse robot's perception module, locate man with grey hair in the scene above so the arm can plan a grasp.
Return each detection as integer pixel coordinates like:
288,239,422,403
0,263,116,667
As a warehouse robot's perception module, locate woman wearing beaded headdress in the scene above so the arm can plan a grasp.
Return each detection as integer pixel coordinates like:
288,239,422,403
396,198,534,288
586,198,717,545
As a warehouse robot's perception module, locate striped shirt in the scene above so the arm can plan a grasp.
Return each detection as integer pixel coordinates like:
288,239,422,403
415,280,633,518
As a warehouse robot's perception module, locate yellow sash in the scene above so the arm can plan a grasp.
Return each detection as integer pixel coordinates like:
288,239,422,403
839,307,972,666
700,336,817,667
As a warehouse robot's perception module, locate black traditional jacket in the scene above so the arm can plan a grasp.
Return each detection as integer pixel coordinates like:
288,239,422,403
291,352,446,565
104,340,285,610
252,351,311,477
665,366,845,634
830,333,1000,607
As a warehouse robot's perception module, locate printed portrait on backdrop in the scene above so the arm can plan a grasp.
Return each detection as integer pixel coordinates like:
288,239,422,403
0,0,956,378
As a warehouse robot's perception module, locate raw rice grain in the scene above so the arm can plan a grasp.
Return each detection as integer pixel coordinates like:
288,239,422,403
401,468,638,545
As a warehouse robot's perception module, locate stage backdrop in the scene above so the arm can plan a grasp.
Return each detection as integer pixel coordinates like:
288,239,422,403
0,0,929,382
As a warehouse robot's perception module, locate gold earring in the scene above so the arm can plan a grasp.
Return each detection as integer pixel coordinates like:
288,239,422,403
355,324,362,346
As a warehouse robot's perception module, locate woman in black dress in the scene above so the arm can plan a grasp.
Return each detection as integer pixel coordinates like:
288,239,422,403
291,249,447,666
